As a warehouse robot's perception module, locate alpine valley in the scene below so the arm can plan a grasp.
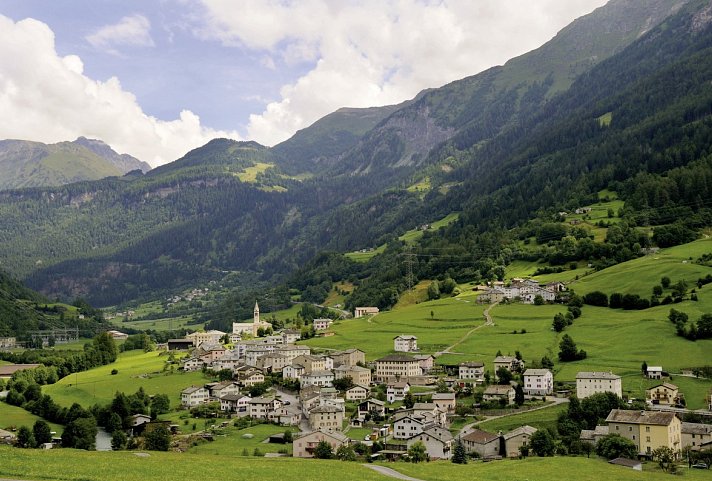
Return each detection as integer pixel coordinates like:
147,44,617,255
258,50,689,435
0,0,711,320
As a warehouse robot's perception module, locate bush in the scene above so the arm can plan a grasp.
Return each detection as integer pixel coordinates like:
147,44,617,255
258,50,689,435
583,291,608,307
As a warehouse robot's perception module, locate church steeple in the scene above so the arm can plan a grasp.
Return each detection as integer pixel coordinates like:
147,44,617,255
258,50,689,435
254,301,260,324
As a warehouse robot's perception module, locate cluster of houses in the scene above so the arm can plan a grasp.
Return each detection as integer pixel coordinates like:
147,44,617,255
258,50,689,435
478,279,566,304
167,301,712,462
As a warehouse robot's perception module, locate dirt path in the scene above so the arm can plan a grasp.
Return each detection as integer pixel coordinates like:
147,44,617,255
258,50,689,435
457,396,569,437
362,465,426,481
435,301,498,356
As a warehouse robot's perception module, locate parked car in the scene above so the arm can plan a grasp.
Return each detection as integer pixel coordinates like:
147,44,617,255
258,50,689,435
692,463,708,469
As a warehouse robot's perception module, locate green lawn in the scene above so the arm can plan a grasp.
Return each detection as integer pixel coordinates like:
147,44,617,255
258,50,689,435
387,456,710,481
301,295,486,360
119,315,203,331
0,402,64,434
572,238,712,298
0,447,387,481
187,423,294,456
43,350,206,408
477,403,568,434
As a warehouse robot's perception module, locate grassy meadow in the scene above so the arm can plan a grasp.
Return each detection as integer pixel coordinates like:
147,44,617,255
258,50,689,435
302,294,486,359
476,403,568,434
0,402,64,434
186,423,294,456
43,350,206,408
1,447,708,481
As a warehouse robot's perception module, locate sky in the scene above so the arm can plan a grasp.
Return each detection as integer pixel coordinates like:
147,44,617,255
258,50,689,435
0,0,608,167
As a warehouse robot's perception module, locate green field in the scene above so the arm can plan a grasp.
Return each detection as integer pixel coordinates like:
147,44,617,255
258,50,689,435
389,457,710,481
235,162,274,182
187,423,295,456
302,295,486,359
0,447,386,481
345,212,460,262
572,238,712,298
0,402,64,434
43,350,206,408
477,403,568,433
1,448,708,481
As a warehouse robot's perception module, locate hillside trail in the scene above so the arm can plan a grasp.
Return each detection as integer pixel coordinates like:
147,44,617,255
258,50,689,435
435,301,499,356
457,396,570,437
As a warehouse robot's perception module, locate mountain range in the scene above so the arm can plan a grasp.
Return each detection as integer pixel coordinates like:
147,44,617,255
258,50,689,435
0,137,150,191
1,0,710,309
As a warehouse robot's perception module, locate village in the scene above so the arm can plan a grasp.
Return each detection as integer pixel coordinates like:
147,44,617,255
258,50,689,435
157,298,712,465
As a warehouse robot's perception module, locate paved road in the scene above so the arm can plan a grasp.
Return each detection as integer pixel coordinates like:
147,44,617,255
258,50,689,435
362,465,425,481
275,388,311,433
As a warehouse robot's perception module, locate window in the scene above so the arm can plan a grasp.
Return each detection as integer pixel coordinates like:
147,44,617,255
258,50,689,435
646,437,650,442
646,426,650,433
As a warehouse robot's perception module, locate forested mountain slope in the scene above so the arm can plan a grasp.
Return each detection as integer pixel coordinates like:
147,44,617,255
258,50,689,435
0,0,705,308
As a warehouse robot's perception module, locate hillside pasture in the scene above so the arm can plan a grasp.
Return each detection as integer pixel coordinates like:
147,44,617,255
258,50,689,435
0,402,63,434
43,350,206,408
302,295,486,360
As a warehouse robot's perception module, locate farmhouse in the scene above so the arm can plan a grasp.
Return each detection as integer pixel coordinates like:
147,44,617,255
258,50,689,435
645,383,681,406
375,354,421,382
333,365,371,386
300,370,335,388
293,430,350,458
292,354,326,374
308,404,344,432
386,381,410,403
575,371,622,399
413,354,434,373
394,335,418,352
459,361,484,380
407,425,453,460
181,357,204,372
682,422,712,451
248,397,281,420
345,385,370,401
461,429,501,459
523,369,553,396
493,356,523,377
392,413,431,439
219,394,250,413
354,307,379,318
254,353,290,373
270,406,302,426
647,366,664,379
580,425,609,445
605,409,681,457
186,330,225,347
431,392,456,413
483,385,515,405
207,381,240,400
281,329,301,344
181,386,209,407
330,348,366,367
503,425,538,458
0,337,16,349
313,318,333,331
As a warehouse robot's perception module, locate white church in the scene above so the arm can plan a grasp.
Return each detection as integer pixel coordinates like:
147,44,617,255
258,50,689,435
232,302,273,337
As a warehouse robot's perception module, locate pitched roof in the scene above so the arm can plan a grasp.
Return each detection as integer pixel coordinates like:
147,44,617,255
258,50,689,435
576,371,621,380
431,393,456,400
503,425,537,440
0,364,41,376
682,422,712,435
310,405,343,414
605,409,677,426
484,385,514,395
412,425,453,444
394,335,417,340
181,386,205,394
460,361,484,368
461,429,499,444
523,369,551,376
376,354,417,362
297,429,350,443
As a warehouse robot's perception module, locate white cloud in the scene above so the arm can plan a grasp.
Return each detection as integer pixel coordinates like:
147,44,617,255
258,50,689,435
198,0,608,146
0,15,241,166
86,14,155,53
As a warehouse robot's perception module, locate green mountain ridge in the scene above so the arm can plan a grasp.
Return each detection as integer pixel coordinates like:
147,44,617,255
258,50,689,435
0,138,149,191
0,0,710,308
